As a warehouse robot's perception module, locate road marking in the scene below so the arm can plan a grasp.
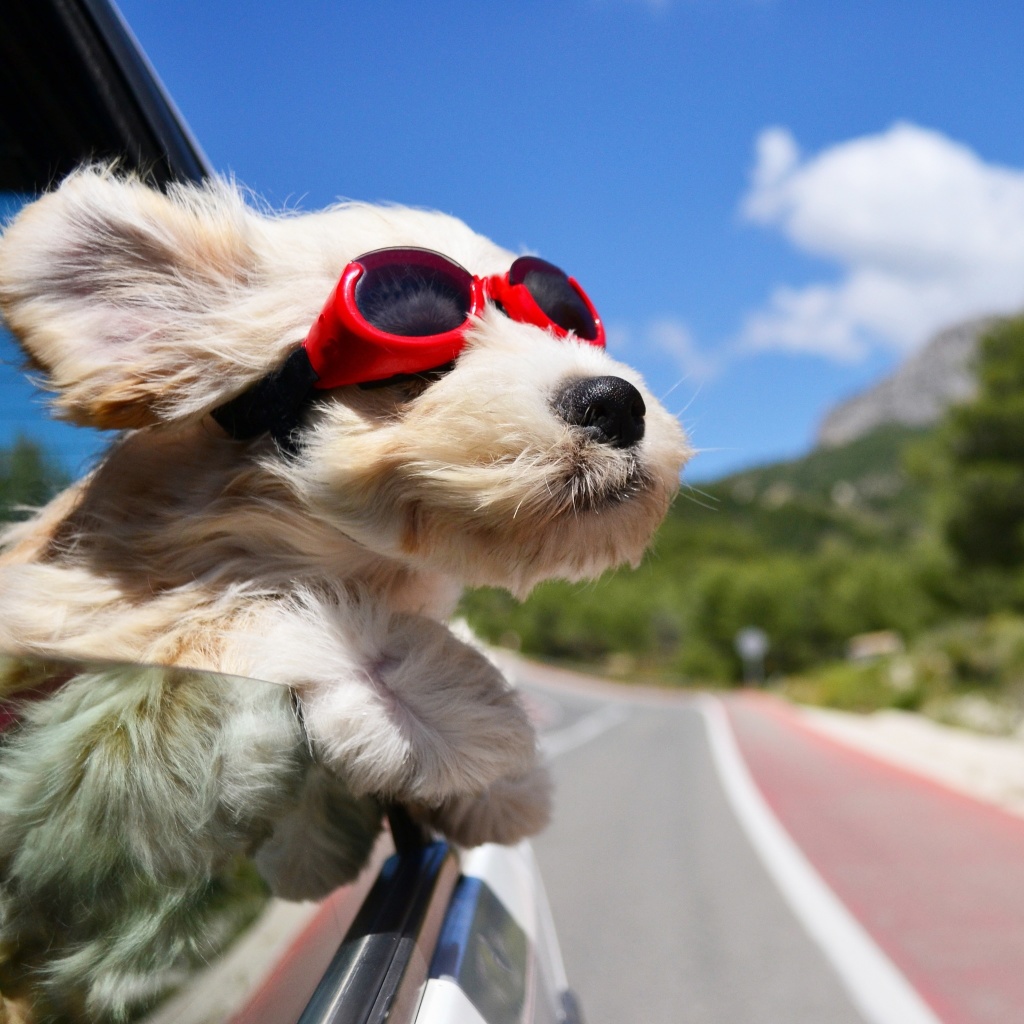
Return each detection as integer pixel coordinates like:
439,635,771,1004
540,702,631,759
699,697,944,1024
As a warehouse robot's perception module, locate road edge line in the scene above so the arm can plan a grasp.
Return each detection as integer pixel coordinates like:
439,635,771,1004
699,696,944,1024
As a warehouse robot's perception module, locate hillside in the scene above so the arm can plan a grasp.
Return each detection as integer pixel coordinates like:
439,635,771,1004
674,422,931,553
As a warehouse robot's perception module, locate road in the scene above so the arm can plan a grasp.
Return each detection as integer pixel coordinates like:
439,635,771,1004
503,656,1024,1024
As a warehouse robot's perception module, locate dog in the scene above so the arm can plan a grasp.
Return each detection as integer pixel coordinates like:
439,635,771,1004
0,167,690,1020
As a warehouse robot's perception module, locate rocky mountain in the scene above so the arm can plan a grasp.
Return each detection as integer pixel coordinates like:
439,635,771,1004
816,317,998,448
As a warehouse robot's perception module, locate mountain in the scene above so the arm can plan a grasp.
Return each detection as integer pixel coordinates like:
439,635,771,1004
816,317,997,448
683,421,931,555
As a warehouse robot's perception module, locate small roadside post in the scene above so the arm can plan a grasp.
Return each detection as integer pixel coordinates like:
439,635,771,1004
734,626,769,686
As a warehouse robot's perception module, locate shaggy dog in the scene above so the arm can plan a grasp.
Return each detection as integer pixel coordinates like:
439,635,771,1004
0,168,690,1021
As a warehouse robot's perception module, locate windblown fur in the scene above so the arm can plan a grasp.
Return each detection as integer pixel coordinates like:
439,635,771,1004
0,168,690,1021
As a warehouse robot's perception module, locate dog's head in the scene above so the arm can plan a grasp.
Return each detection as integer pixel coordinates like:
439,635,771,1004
0,169,690,594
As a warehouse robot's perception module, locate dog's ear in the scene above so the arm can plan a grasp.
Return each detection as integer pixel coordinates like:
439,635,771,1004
0,167,297,429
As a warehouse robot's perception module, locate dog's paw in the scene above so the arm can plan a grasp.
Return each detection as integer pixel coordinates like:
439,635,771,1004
310,615,538,804
414,761,553,848
242,595,539,806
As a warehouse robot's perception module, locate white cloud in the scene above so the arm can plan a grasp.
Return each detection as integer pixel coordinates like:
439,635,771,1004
608,318,720,385
739,123,1024,360
647,319,719,381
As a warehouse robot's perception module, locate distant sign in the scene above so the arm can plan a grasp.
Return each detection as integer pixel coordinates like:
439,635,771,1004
735,627,769,660
734,627,769,685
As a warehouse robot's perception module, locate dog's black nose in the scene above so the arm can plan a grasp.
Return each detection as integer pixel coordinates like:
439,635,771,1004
554,376,646,448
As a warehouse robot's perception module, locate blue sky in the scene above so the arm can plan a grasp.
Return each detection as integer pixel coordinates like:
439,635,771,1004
5,0,1024,480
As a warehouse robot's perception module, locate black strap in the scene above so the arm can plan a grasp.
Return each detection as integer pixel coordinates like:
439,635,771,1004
211,347,319,454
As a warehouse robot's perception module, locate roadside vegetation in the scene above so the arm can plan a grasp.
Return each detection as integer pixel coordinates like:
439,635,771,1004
463,316,1024,732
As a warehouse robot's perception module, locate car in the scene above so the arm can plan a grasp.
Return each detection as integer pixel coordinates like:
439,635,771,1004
0,4,583,1022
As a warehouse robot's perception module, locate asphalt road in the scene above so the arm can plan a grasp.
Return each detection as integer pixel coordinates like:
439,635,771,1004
506,658,870,1024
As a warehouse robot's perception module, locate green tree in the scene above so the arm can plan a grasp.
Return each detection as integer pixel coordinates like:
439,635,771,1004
0,436,68,521
941,318,1024,577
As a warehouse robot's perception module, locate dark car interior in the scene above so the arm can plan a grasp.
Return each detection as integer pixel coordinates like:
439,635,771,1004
0,0,208,193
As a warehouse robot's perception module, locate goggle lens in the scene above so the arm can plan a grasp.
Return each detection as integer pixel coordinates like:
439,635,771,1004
353,249,474,337
508,256,599,342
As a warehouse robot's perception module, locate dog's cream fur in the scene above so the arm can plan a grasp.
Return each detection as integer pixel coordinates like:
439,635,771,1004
0,168,690,1019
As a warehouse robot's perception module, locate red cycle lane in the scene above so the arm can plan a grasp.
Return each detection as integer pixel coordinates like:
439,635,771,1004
726,693,1024,1024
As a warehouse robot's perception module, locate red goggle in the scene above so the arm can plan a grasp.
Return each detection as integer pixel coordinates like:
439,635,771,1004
303,248,605,389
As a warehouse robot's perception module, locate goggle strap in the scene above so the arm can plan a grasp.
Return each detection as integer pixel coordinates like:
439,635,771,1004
211,347,319,453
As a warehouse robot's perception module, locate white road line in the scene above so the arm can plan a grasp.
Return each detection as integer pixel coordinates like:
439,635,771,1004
540,702,631,759
699,697,944,1024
